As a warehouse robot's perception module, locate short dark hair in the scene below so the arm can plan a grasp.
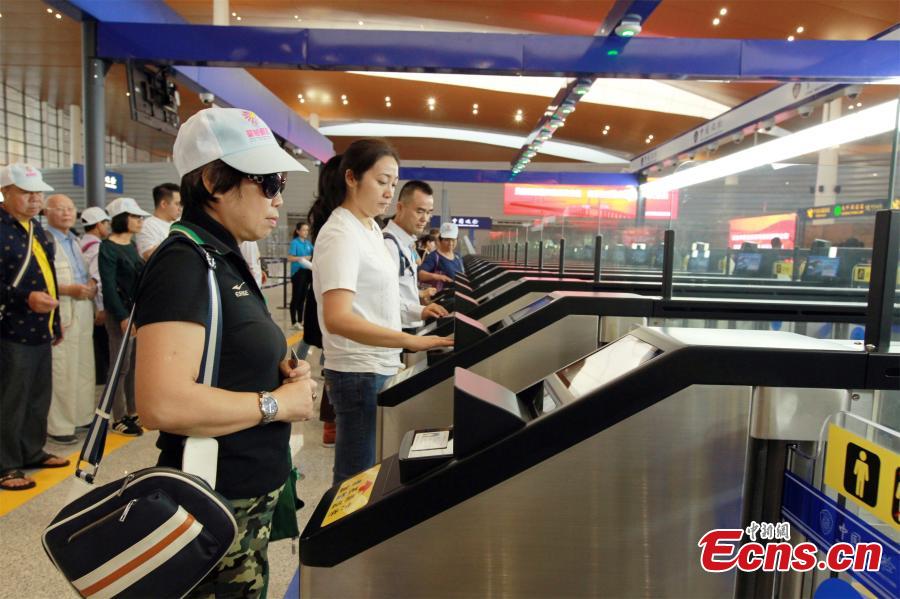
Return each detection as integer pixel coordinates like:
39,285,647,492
398,180,433,203
179,160,244,213
85,222,101,233
152,182,181,208
110,212,130,234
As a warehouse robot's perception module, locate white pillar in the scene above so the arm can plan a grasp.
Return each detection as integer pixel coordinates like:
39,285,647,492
213,0,229,25
69,104,83,166
814,98,842,207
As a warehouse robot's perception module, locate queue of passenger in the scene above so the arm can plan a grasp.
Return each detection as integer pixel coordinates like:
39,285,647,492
2,107,468,596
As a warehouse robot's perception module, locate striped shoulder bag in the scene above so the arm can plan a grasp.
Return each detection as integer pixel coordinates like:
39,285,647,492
42,233,237,599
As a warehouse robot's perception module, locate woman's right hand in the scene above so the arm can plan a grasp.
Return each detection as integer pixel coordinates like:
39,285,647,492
274,378,317,423
403,334,454,352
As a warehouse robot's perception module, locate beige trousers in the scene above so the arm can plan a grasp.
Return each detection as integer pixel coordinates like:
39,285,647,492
48,298,96,436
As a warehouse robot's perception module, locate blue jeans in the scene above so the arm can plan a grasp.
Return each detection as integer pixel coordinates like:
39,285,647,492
324,369,390,485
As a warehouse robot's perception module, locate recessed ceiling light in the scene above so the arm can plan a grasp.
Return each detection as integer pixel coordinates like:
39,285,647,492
385,96,391,102
231,12,236,17
47,8,53,13
297,93,304,99
787,35,794,41
603,130,608,135
604,124,611,130
342,100,349,105
428,106,435,111
796,26,804,33
516,108,523,114
427,97,436,106
125,92,130,97
294,15,300,19
55,12,62,19
648,134,654,139
299,98,305,104
856,102,862,108
849,104,855,110
872,173,878,176
720,8,728,16
358,20,364,25
386,102,392,107
472,109,478,115
236,16,242,21
473,103,479,109
514,114,523,122
713,17,720,26
341,94,347,100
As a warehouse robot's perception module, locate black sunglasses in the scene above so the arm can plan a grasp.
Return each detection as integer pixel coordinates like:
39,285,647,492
246,173,286,199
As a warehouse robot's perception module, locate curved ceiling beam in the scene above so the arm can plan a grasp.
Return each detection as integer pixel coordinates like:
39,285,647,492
318,121,628,164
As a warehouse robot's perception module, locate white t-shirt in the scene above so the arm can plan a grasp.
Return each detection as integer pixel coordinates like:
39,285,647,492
383,220,423,328
79,232,104,311
239,241,263,288
135,215,172,257
312,206,401,375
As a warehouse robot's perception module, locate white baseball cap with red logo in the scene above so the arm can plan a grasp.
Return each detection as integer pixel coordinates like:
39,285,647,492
173,107,309,177
0,163,54,192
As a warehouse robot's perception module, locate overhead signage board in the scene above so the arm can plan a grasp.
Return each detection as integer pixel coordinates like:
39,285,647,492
72,163,124,194
502,184,678,220
823,423,899,531
429,216,493,230
803,200,887,221
728,213,797,249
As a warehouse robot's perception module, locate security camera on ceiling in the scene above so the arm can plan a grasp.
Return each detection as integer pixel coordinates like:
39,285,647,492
199,92,215,105
614,14,643,38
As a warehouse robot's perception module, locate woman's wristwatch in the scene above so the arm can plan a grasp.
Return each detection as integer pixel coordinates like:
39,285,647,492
257,391,279,424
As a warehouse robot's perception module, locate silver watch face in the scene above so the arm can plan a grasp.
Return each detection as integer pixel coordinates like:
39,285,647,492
260,393,278,422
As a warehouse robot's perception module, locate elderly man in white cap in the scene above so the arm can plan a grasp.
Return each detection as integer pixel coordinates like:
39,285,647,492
0,163,70,491
80,206,112,384
44,194,98,444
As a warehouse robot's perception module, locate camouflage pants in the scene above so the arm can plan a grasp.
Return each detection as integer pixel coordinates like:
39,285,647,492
187,484,284,599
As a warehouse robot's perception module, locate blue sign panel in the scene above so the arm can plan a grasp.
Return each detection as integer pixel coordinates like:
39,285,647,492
430,216,492,230
72,164,124,194
781,471,899,598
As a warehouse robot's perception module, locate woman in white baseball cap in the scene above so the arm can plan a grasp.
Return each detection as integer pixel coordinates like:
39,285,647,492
131,107,316,597
98,197,150,438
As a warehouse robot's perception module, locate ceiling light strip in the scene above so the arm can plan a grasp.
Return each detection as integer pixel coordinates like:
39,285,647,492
509,0,662,177
639,99,898,195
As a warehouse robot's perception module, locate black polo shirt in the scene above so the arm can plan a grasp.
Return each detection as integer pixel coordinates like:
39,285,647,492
134,205,289,500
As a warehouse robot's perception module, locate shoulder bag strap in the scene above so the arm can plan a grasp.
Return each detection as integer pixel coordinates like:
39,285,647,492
0,220,35,320
383,232,413,277
75,232,222,483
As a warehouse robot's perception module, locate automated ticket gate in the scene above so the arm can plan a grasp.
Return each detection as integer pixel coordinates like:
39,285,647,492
300,327,895,598
376,291,655,458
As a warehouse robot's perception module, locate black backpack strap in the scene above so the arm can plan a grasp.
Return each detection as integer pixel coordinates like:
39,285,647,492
383,232,413,277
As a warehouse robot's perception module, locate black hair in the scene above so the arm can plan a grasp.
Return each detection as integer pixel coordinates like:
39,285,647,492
179,160,244,214
292,221,309,239
308,139,399,241
110,212,130,234
398,180,433,203
152,182,181,208
417,233,437,246
85,222,101,233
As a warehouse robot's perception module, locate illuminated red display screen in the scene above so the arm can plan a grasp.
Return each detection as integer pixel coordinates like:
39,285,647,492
728,213,796,249
502,184,678,220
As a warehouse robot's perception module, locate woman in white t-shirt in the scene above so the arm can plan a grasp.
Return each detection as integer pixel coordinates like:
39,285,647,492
311,139,452,485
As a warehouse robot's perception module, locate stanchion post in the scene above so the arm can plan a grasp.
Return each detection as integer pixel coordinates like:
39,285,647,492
558,238,565,276
593,235,603,282
662,230,675,300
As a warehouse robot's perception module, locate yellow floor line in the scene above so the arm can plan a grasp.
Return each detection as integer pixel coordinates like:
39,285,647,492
0,432,137,517
0,332,306,516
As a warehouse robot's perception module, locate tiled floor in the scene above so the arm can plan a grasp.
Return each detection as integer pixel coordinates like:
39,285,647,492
0,285,334,599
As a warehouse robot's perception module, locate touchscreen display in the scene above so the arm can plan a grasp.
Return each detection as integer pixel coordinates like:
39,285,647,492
805,256,840,279
507,295,554,323
734,252,762,273
556,335,658,398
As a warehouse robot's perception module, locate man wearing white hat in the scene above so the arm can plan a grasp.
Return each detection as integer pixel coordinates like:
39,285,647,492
0,163,69,491
80,206,111,383
45,194,97,444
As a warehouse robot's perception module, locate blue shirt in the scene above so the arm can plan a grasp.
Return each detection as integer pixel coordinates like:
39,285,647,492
49,227,89,285
419,251,465,288
289,237,314,276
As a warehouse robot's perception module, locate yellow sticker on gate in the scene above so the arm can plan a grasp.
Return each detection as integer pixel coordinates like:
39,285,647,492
823,424,900,531
321,464,381,527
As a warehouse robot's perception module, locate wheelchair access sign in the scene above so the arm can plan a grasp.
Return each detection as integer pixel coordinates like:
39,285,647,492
824,424,899,531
